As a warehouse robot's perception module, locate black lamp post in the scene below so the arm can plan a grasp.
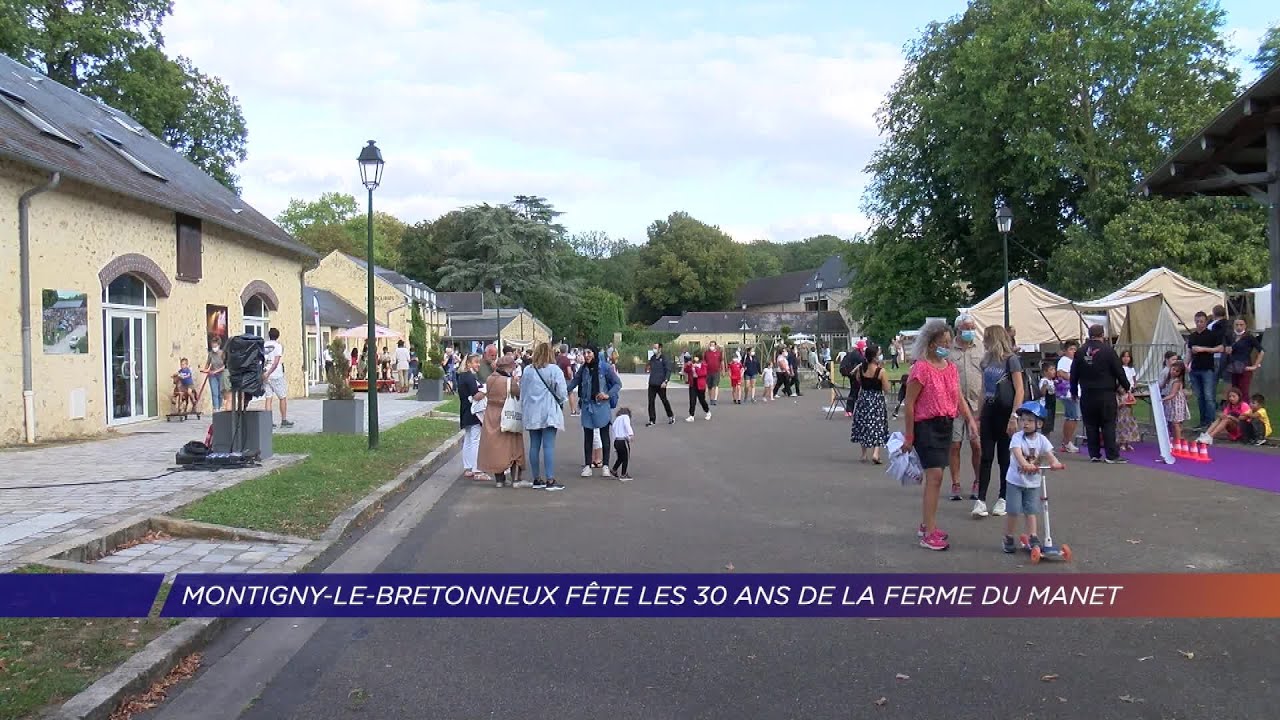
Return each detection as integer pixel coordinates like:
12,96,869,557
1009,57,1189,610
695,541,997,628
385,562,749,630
740,303,748,347
815,275,825,349
494,280,502,352
358,140,384,450
996,204,1013,330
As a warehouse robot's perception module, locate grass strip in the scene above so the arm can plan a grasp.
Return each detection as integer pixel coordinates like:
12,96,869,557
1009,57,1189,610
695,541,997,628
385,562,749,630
435,394,459,414
0,567,176,720
177,417,456,538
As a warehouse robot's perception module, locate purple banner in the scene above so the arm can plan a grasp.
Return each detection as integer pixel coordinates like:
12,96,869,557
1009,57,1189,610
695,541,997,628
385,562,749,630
0,572,164,617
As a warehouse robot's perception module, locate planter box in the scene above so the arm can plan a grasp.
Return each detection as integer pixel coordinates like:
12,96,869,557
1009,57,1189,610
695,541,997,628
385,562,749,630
322,398,365,434
416,378,444,401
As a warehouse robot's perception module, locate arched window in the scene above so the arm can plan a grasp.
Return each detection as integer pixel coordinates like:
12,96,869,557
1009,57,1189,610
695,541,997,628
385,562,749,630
243,295,269,337
105,273,157,307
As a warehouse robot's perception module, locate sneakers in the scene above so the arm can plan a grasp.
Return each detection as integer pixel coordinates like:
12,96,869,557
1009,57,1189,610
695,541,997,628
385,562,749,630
704,411,713,420
971,500,989,518
917,524,949,539
1002,535,1016,554
1254,438,1268,446
969,482,979,500
513,479,534,488
1104,457,1128,464
1063,442,1079,454
544,480,565,492
991,498,1007,516
1028,535,1042,549
710,399,718,406
949,483,962,501
602,467,613,478
645,421,655,427
1090,457,1102,463
495,478,505,488
580,466,593,477
279,419,295,428
686,416,695,423
618,474,632,482
920,529,950,551
532,478,547,490
668,417,676,425
1197,433,1213,445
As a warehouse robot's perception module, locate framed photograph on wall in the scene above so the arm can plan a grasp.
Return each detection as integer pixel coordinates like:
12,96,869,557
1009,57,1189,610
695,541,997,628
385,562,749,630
206,304,228,351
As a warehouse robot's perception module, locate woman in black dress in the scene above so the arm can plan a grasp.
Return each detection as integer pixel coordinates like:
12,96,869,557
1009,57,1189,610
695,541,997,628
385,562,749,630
850,344,891,463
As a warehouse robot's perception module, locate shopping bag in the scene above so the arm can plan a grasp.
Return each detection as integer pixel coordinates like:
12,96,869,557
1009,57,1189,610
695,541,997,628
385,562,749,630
469,396,488,422
500,378,524,433
885,432,923,486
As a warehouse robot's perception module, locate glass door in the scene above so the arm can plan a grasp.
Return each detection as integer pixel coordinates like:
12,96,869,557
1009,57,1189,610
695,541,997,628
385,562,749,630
106,311,149,423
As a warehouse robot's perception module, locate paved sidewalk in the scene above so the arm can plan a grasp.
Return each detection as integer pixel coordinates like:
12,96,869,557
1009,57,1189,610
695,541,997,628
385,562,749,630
92,537,310,575
0,394,441,572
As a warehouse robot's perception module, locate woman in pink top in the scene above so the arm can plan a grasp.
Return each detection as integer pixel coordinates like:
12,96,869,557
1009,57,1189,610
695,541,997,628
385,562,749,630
903,319,979,551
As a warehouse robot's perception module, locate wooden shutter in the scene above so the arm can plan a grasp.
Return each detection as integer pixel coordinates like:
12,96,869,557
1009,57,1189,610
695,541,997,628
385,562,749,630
176,214,202,281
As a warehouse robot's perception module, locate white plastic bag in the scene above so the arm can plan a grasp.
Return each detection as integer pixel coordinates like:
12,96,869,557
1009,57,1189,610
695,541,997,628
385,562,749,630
500,378,524,433
885,432,923,486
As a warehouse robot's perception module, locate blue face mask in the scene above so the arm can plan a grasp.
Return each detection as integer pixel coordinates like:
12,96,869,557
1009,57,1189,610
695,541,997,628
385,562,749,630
935,347,950,359
960,330,977,343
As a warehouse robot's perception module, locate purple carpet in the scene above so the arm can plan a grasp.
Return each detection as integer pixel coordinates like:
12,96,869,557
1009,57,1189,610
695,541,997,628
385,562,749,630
1121,441,1280,494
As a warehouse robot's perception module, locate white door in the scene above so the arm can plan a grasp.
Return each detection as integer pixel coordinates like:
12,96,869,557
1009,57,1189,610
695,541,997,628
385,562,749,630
106,310,150,424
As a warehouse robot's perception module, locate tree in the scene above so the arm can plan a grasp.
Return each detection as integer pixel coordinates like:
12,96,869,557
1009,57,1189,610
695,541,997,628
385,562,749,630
1254,24,1280,73
276,193,360,235
1050,197,1268,299
573,287,626,346
342,211,405,271
632,212,749,323
864,0,1240,305
399,210,464,288
844,229,968,344
744,241,784,279
2,1,249,192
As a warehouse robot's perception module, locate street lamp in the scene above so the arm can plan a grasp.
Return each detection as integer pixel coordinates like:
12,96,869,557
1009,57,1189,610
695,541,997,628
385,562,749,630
358,140,384,450
494,280,502,352
995,204,1013,330
815,275,825,350
740,303,748,348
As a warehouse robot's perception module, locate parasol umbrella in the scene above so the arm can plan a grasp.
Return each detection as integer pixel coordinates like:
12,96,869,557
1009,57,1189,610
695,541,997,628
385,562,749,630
337,324,401,339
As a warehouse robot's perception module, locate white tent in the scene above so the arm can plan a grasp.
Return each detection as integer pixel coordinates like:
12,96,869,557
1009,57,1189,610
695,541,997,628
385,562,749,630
958,279,1087,346
1247,284,1272,331
1092,267,1225,331
1044,292,1184,385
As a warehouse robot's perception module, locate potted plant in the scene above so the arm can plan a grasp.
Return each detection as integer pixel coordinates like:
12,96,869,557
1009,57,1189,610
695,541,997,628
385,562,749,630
322,338,364,433
417,335,446,401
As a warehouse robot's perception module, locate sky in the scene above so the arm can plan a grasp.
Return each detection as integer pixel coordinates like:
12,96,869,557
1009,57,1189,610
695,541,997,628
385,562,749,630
162,0,1277,246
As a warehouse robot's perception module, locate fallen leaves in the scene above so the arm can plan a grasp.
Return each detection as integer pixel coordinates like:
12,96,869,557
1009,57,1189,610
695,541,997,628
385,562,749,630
108,531,172,555
108,652,201,720
1040,674,1060,682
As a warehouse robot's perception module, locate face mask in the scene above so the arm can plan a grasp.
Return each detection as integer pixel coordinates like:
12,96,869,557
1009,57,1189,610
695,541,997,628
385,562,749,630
935,347,950,359
959,330,977,343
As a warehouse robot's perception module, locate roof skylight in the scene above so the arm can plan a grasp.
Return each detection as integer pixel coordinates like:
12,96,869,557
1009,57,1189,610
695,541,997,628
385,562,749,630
0,87,82,147
92,130,166,181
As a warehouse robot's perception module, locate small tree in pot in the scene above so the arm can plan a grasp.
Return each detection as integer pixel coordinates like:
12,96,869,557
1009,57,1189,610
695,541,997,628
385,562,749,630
416,333,446,401
322,338,364,433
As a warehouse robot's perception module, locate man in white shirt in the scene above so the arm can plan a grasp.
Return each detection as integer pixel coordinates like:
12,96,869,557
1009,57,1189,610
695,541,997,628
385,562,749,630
1056,341,1080,452
394,339,411,392
263,328,292,427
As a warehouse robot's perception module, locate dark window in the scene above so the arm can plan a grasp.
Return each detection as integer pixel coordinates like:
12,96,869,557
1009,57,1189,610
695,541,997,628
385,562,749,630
176,214,202,281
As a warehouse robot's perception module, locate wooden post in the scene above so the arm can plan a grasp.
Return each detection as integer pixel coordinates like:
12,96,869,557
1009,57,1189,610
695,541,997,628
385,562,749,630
1261,123,1280,405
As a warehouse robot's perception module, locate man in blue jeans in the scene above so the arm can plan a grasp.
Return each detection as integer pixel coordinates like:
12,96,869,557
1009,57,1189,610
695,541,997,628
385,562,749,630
1186,311,1226,430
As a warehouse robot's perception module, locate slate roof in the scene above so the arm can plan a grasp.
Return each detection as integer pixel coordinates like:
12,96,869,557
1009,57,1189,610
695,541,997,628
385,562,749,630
447,318,503,339
735,255,853,306
649,311,848,335
438,292,485,314
446,307,552,339
304,287,366,328
0,53,315,260
342,254,436,300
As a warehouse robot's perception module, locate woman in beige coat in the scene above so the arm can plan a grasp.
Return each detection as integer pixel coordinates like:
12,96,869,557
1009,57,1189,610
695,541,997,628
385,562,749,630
478,355,526,487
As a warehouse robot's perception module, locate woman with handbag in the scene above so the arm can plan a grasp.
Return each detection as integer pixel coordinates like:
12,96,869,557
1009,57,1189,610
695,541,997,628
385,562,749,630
1116,350,1141,451
457,353,488,481
972,326,1024,519
568,346,622,478
521,342,568,491
478,355,526,488
1226,318,1265,398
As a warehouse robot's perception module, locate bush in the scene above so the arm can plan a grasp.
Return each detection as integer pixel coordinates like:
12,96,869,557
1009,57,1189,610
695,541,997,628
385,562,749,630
421,335,445,380
326,339,354,400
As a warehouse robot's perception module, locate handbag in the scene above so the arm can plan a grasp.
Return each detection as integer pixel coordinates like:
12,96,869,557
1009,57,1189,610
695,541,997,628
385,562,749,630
533,366,565,407
469,396,488,421
500,377,524,433
1227,359,1248,375
994,356,1018,407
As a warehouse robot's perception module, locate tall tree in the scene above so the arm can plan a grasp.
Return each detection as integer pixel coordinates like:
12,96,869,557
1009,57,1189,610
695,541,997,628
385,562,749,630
865,0,1239,308
1254,24,1280,73
342,211,405,271
632,212,749,323
573,287,627,346
399,210,464,289
2,0,249,191
844,229,967,344
276,192,360,235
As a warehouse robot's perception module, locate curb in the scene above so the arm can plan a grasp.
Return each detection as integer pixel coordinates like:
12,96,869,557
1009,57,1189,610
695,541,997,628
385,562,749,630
50,429,464,720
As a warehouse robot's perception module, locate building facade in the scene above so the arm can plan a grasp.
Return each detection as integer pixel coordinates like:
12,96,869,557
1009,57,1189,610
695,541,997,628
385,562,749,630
735,256,858,334
2,53,316,444
303,251,446,353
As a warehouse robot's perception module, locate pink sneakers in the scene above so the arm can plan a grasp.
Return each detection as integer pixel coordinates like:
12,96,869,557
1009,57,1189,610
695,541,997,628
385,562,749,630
919,529,950,551
917,524,949,540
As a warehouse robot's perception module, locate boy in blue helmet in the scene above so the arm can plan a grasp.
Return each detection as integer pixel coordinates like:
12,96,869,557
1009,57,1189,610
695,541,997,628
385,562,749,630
1003,401,1065,553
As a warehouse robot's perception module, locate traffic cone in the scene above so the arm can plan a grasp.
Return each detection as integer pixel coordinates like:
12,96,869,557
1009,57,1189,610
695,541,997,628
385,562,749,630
1173,438,1187,458
1198,442,1211,463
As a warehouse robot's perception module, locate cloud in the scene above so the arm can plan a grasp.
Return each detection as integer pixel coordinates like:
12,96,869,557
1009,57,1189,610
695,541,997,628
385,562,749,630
723,211,871,244
163,1,899,238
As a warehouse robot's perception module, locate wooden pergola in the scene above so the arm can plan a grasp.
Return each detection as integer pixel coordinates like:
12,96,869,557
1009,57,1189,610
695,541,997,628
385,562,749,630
1139,63,1280,398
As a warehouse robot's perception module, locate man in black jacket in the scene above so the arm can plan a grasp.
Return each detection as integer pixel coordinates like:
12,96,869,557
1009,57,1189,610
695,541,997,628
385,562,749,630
1070,324,1132,463
646,343,675,426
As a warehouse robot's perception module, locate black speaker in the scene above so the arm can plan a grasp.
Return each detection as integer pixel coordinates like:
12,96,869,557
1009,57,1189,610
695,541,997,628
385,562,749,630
227,334,265,395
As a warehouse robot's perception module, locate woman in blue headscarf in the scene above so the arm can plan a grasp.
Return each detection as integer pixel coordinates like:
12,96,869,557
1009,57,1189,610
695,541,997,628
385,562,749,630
568,346,622,478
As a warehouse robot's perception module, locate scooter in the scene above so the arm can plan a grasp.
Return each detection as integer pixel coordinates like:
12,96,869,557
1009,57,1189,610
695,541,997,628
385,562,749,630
1018,465,1072,564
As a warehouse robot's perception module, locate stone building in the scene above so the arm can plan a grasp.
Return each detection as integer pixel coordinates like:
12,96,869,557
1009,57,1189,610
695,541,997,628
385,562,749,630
734,256,858,334
1,53,316,444
303,251,445,351
437,292,553,351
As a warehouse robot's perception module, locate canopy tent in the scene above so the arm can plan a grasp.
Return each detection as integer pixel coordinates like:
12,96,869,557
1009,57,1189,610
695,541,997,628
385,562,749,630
336,324,400,339
958,279,1087,346
1042,292,1185,385
1091,267,1225,331
1247,284,1272,331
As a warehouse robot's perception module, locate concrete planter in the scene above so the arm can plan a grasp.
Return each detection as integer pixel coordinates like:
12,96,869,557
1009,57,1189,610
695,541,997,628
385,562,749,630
416,378,444,401
322,398,365,434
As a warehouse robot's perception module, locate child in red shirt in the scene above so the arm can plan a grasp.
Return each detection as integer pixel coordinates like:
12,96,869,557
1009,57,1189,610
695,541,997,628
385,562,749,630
685,355,711,421
728,355,744,404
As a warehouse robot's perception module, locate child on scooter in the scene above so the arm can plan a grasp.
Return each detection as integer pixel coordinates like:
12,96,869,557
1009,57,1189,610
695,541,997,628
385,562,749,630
1003,402,1065,554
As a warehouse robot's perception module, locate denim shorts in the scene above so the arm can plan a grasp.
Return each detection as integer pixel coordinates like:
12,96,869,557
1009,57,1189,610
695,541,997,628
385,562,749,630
1059,397,1081,421
1005,484,1043,516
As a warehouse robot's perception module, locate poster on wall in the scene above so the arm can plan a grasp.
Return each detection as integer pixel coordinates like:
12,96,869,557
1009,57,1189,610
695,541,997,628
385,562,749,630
206,304,229,351
42,290,88,354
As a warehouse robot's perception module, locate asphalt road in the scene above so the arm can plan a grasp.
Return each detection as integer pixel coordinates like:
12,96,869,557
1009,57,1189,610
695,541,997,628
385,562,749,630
153,386,1280,720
